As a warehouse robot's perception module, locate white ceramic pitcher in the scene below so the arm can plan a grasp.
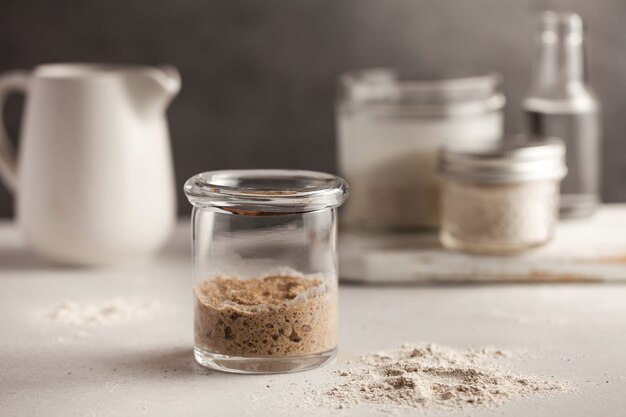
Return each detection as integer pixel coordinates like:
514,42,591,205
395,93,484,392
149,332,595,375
0,64,181,266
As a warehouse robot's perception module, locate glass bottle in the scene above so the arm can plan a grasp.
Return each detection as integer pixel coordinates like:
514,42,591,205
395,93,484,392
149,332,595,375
523,11,601,218
184,169,348,374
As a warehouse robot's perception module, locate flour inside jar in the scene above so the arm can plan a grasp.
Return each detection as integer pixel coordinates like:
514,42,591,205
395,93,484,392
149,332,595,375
194,273,338,358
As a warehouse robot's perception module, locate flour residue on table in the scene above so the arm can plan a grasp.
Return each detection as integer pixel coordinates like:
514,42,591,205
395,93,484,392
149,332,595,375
317,343,568,411
42,297,158,326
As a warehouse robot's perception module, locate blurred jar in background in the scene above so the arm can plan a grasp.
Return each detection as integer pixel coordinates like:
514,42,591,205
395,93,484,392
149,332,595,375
336,69,505,232
439,137,566,254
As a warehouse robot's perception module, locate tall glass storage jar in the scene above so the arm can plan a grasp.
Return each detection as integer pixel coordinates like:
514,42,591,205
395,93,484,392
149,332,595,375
337,69,505,231
184,170,349,374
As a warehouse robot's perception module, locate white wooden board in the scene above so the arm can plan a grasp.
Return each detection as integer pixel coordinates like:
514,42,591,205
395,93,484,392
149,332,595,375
339,205,626,283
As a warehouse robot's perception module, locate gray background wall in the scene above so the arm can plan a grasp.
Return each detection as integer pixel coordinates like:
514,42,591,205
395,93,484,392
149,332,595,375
0,0,624,217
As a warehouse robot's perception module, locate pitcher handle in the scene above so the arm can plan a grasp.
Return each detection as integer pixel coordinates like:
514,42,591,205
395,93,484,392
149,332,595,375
0,70,29,193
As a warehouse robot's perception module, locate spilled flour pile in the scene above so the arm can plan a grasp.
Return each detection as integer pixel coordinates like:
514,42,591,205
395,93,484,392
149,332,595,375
322,343,566,410
43,298,157,326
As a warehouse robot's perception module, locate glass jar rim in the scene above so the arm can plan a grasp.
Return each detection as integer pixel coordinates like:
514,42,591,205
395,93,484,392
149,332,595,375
338,68,505,117
184,169,349,214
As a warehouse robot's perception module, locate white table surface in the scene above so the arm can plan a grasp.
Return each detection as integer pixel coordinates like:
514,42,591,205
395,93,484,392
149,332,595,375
1,216,626,417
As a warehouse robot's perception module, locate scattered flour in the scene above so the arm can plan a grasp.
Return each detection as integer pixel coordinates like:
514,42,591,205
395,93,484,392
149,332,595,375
319,343,567,411
43,298,157,326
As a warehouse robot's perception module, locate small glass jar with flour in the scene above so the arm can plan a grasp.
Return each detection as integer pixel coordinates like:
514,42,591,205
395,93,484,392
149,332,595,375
337,69,505,231
438,138,566,254
184,170,349,373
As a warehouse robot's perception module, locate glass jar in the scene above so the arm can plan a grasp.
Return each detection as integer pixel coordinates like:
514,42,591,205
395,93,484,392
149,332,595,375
337,69,505,231
184,170,349,374
439,138,566,254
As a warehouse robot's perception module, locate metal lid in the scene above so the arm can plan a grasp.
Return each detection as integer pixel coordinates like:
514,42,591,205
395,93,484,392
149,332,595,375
338,69,505,118
184,169,349,214
439,137,567,183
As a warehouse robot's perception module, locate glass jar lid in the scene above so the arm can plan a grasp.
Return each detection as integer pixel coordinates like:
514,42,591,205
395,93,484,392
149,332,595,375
184,169,349,214
338,68,505,117
439,137,567,183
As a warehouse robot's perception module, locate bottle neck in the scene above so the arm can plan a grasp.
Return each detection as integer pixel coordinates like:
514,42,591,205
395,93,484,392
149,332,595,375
530,12,588,94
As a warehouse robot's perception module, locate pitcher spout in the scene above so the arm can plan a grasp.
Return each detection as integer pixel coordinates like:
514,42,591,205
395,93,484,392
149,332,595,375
125,64,181,115
150,65,181,98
